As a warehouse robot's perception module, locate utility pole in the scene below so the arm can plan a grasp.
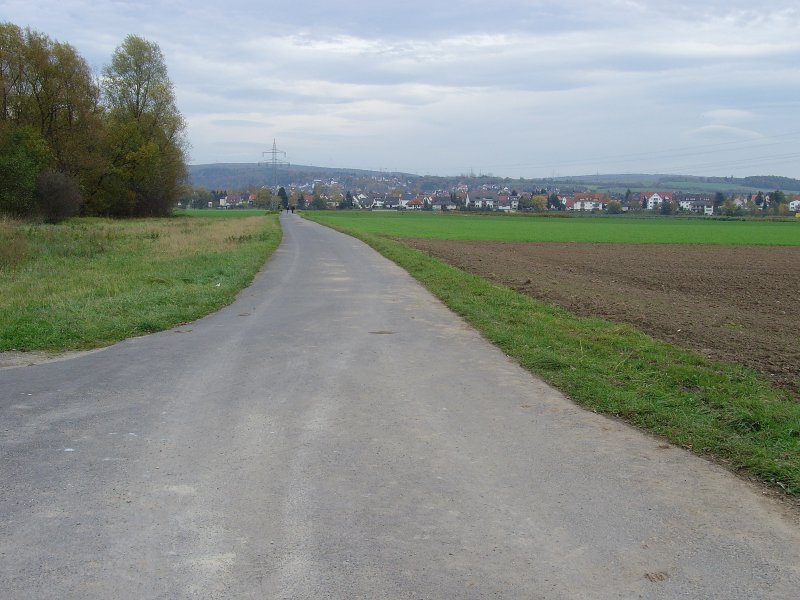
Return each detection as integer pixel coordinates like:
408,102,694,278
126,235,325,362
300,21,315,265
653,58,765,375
259,139,290,189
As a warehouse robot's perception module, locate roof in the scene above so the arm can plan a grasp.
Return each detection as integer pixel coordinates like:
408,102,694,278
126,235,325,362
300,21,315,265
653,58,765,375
573,192,609,201
640,191,673,201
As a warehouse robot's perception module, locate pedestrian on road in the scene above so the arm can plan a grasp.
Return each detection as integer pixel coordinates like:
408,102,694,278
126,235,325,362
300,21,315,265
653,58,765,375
291,206,295,214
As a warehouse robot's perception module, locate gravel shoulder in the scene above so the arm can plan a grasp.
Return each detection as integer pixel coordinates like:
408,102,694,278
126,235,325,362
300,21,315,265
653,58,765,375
0,348,107,369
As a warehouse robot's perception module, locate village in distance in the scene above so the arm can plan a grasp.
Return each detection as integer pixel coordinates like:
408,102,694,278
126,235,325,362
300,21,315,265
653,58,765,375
183,164,800,218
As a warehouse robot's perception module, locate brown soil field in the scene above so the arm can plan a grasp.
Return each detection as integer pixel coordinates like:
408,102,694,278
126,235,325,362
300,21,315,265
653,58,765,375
402,239,800,398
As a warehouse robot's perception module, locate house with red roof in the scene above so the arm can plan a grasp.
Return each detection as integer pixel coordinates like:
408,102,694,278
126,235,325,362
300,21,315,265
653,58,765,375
569,192,609,211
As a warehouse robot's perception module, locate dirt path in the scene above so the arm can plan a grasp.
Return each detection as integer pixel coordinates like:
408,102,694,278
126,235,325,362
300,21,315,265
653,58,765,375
402,239,800,398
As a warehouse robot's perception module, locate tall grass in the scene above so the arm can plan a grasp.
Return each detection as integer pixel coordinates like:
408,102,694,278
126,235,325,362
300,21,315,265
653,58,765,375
0,217,30,268
182,208,274,218
0,215,281,351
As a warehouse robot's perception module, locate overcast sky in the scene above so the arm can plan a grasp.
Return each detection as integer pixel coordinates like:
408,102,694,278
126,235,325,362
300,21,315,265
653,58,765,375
5,1,800,178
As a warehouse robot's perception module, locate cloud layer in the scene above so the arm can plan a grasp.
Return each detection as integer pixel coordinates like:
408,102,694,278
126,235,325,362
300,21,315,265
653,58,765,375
6,1,800,177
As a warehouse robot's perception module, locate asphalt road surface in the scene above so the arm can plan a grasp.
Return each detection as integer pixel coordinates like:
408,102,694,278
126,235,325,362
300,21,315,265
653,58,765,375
2,213,799,599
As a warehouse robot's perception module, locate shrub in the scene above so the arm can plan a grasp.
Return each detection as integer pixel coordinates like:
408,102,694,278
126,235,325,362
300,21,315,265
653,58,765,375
34,170,83,223
0,125,51,217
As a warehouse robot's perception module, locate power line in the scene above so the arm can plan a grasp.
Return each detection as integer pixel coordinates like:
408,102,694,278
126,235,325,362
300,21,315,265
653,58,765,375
655,151,800,176
259,139,290,188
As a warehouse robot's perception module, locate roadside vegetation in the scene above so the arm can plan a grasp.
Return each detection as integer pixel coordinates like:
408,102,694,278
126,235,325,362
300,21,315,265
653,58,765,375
1,23,186,222
0,213,280,351
0,25,270,355
307,211,800,246
304,212,800,496
182,208,272,218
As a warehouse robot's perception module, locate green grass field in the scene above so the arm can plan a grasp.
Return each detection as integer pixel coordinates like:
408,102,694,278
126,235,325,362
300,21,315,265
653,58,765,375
307,211,800,246
0,214,281,351
304,211,800,496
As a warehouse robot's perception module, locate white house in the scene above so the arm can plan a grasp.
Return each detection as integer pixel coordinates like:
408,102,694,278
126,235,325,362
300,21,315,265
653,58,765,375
465,193,497,210
572,199,604,211
641,192,673,210
789,199,800,212
353,193,371,209
431,197,457,211
678,199,713,215
497,196,519,212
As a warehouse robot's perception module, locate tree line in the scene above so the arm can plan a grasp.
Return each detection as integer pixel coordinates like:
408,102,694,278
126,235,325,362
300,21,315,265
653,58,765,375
0,23,187,221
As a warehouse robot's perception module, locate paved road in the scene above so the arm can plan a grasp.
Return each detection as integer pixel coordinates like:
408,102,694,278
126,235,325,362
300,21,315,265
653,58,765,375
2,213,799,599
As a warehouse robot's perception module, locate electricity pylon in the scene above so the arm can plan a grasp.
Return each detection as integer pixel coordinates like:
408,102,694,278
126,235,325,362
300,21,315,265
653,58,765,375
259,139,290,189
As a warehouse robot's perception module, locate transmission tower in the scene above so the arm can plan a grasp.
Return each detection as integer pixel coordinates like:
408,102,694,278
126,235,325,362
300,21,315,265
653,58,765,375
259,139,290,189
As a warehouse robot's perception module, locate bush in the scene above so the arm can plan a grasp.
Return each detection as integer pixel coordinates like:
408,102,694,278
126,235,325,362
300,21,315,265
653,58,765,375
34,170,83,223
0,125,51,217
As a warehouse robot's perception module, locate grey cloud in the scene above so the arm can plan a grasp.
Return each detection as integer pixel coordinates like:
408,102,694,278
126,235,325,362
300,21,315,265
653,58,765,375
209,119,270,127
5,0,800,176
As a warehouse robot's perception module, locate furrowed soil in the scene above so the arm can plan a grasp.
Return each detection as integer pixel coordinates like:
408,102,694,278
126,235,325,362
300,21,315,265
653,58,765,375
402,239,800,399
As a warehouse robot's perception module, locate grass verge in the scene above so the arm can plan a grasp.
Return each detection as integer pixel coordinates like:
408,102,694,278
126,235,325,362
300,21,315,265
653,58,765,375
0,213,281,351
306,214,800,496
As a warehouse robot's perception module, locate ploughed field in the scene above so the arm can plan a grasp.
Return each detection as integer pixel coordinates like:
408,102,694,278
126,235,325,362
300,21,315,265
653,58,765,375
401,239,800,398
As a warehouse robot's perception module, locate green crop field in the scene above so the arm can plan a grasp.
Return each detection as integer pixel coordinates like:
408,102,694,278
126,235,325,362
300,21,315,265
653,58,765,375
306,211,800,246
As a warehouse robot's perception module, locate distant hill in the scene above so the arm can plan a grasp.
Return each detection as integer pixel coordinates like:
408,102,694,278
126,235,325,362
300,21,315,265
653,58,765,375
741,175,800,191
551,174,665,185
551,174,800,193
187,164,800,194
187,163,410,190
